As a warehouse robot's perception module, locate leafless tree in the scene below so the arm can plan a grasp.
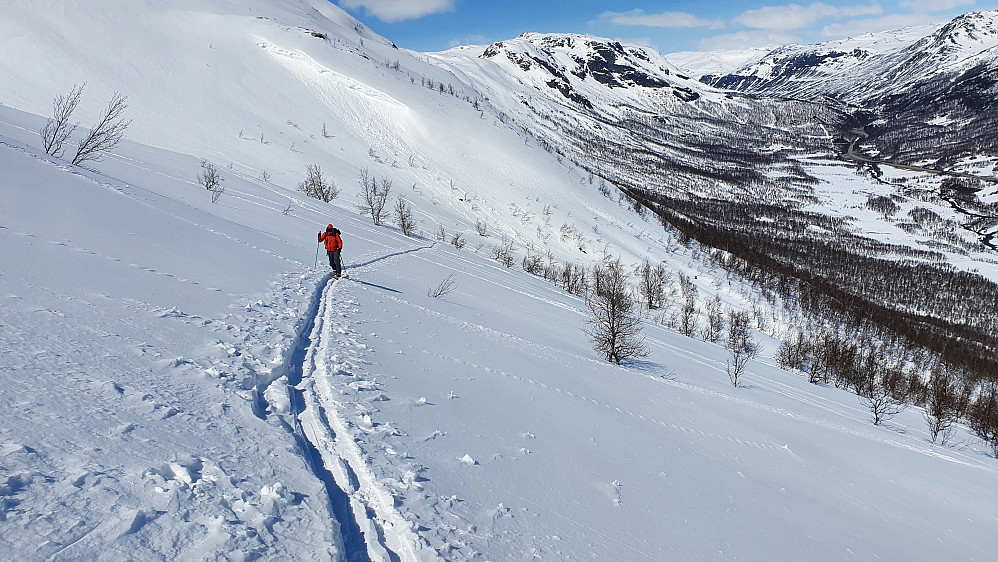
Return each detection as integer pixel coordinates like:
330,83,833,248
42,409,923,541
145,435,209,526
451,232,466,249
702,296,724,342
359,167,391,225
475,219,488,237
637,259,667,310
924,360,960,445
725,310,758,387
72,91,131,166
394,195,416,236
969,381,998,457
427,273,456,298
678,294,699,337
859,367,907,425
586,258,647,365
40,83,84,157
776,330,811,372
299,163,338,202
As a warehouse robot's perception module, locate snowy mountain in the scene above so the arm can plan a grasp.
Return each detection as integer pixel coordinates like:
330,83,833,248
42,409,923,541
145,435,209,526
701,11,998,175
698,22,942,98
699,12,998,101
3,1,998,560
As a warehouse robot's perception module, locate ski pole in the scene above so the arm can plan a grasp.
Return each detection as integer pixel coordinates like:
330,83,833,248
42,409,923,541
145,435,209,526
314,240,320,268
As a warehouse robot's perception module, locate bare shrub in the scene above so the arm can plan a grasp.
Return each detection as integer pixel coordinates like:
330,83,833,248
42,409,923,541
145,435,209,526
197,160,225,203
427,274,456,298
450,232,466,249
198,160,222,190
299,164,339,202
475,220,488,237
359,167,391,225
40,83,84,157
394,196,416,236
492,236,515,267
72,91,131,166
522,252,544,275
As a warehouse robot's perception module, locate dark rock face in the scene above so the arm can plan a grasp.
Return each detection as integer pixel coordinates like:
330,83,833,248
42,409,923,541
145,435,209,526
580,41,669,89
480,35,683,107
700,49,869,93
546,79,593,108
482,42,503,59
672,86,700,102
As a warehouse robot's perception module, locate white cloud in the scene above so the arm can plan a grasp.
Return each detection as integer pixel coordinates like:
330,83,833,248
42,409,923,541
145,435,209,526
697,30,801,51
821,12,943,37
899,0,975,13
600,9,725,29
842,3,884,17
734,2,883,31
338,0,455,23
735,2,838,31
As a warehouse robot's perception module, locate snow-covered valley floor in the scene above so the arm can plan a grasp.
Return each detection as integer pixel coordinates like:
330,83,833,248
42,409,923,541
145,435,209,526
4,96,998,561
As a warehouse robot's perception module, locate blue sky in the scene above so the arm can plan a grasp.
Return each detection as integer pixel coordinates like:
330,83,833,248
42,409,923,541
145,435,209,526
334,0,994,53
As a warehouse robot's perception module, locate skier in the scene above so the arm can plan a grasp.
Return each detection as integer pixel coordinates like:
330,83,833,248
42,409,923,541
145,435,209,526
318,224,343,278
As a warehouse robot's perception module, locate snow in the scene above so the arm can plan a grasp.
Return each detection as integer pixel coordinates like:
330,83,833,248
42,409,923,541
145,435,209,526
2,1,998,560
665,47,774,78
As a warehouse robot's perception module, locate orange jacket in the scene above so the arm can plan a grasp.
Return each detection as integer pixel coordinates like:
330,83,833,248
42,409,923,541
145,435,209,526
319,229,342,252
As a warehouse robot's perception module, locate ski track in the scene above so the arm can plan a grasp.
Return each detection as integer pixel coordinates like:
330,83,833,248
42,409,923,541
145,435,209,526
298,274,428,562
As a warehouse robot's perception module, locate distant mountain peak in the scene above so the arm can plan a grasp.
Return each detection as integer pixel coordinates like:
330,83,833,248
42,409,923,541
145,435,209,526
479,32,701,107
922,10,998,57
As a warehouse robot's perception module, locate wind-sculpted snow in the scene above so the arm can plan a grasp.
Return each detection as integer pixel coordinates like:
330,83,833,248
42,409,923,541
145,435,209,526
259,40,408,112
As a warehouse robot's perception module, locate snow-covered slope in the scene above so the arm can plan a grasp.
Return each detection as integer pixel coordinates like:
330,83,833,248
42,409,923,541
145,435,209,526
0,0,659,271
3,1,998,560
5,99,998,561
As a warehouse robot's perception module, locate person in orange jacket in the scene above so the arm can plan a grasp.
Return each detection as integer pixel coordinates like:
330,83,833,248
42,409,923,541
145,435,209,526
318,224,343,278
